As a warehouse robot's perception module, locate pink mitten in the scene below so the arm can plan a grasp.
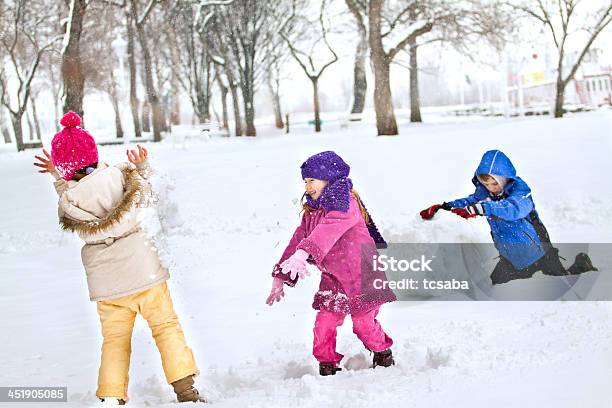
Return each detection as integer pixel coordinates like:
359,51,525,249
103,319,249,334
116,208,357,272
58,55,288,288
266,277,285,305
280,249,310,280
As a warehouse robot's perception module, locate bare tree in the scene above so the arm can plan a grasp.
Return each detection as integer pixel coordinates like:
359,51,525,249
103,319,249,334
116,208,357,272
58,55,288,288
0,0,59,151
62,0,87,118
215,0,282,136
266,59,285,129
209,14,244,136
141,99,151,132
44,52,63,132
368,0,438,135
78,2,128,138
345,0,368,118
167,26,181,125
368,0,436,135
213,63,230,133
28,91,42,141
0,106,11,144
280,0,338,132
124,7,142,138
510,0,612,117
366,0,507,132
169,2,214,123
263,33,290,130
129,0,166,141
392,1,512,123
109,70,124,138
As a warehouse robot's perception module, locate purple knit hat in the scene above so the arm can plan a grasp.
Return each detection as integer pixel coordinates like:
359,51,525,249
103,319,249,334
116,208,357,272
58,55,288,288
302,151,351,212
301,151,350,181
301,151,387,248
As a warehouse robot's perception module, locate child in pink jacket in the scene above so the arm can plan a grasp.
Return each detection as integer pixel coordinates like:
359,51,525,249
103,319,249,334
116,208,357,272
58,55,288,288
266,151,396,376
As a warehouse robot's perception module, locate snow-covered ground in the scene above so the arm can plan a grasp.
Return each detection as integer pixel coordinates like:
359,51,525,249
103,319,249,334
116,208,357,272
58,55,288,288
1,110,612,407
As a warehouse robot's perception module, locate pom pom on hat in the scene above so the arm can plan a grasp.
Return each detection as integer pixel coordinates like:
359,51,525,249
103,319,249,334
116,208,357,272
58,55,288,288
60,111,81,128
51,111,98,181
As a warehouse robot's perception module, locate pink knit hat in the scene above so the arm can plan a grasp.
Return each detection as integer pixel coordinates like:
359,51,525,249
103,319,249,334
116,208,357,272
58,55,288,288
51,112,98,181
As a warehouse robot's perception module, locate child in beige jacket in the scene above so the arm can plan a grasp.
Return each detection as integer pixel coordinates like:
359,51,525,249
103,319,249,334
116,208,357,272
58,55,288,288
34,112,206,405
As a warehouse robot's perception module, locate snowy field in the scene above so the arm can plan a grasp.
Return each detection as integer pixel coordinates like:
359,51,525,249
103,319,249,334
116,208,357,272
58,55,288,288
1,110,612,407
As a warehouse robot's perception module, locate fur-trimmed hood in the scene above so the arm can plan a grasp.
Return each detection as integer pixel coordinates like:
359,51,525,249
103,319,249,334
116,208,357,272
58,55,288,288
58,163,148,241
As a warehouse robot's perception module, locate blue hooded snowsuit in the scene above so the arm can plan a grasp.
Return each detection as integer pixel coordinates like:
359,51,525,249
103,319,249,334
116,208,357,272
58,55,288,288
448,150,550,270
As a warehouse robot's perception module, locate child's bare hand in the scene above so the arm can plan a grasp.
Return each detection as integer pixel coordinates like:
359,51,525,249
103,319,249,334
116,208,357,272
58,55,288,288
33,149,56,175
127,144,148,165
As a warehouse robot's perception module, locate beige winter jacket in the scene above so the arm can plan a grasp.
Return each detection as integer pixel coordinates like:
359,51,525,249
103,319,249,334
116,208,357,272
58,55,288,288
53,161,169,301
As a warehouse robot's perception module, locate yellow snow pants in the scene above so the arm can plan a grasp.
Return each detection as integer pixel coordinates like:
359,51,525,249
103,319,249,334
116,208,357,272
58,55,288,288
95,282,198,400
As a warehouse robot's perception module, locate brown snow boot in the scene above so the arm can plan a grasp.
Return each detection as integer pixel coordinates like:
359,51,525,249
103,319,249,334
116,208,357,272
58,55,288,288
372,349,394,368
319,363,342,376
171,375,207,403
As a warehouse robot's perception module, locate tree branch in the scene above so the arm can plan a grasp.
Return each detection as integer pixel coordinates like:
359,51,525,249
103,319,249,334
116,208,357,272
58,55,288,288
562,4,611,85
137,0,157,26
387,20,433,61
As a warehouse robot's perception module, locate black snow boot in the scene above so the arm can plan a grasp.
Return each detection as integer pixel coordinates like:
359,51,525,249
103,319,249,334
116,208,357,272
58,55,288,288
99,398,126,405
319,363,342,376
568,252,598,275
372,349,394,368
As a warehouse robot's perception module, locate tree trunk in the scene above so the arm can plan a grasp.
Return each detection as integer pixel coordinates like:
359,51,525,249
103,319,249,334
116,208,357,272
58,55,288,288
109,71,124,138
61,0,87,118
0,108,11,143
220,86,229,134
242,83,256,136
1,125,10,143
29,95,42,141
215,70,229,134
26,109,35,141
351,29,368,116
131,0,164,142
225,62,243,136
126,10,141,138
371,57,397,135
369,0,398,135
205,57,212,122
312,77,321,132
195,80,209,123
47,63,61,132
229,83,242,136
170,79,180,125
170,65,180,125
268,75,284,129
10,113,24,152
554,78,565,118
409,38,422,123
141,101,151,132
112,96,124,138
240,57,256,136
373,59,397,135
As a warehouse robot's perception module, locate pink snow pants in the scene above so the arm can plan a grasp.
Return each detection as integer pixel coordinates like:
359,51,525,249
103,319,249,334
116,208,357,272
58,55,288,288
313,306,393,365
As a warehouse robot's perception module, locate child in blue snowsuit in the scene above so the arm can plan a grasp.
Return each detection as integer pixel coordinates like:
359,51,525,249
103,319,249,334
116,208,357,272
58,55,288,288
420,150,597,285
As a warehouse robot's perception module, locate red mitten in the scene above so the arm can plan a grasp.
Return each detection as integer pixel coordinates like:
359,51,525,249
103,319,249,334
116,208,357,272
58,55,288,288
420,204,442,220
451,207,479,219
420,202,452,220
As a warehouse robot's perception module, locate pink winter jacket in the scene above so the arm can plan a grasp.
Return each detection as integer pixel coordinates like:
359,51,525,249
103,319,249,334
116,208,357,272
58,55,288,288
273,195,396,314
